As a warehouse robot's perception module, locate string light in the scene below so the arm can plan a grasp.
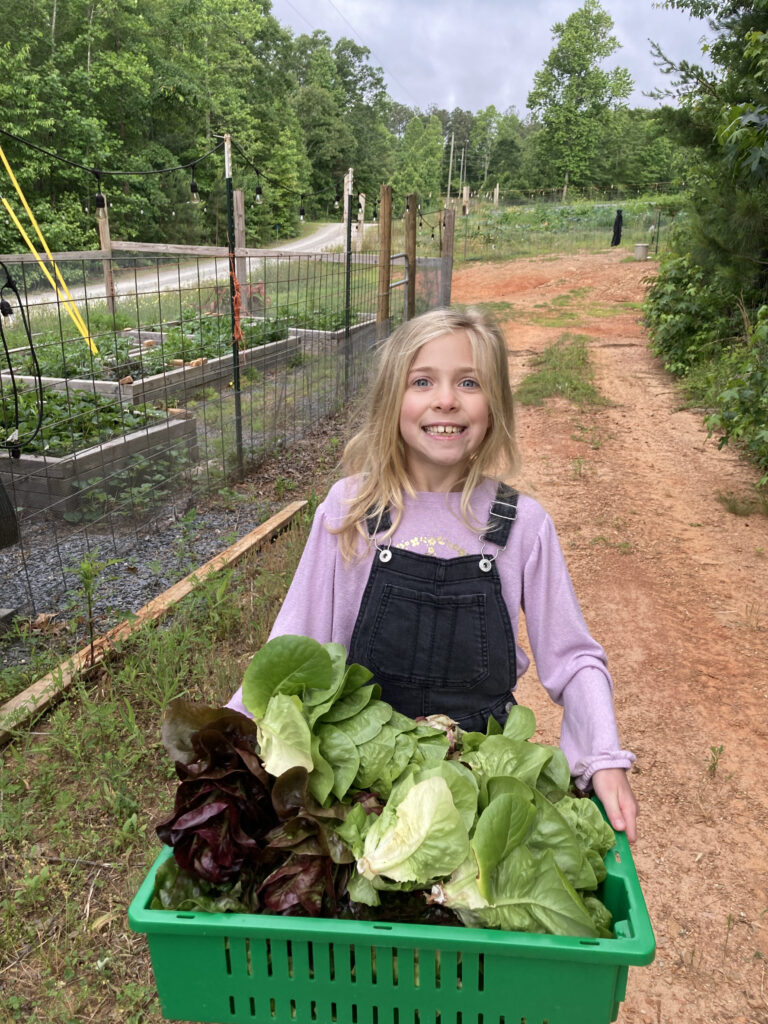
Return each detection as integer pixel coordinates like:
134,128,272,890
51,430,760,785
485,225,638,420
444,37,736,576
93,172,107,220
255,182,263,204
190,166,200,204
299,195,305,221
0,298,15,328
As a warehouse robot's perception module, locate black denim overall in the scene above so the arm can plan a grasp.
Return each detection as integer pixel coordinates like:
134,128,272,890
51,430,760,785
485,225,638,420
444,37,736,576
348,484,519,732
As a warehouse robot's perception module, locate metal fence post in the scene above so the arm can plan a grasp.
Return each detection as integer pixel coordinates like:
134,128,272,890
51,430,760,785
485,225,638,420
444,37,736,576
441,208,455,307
224,133,244,481
344,191,353,397
405,193,417,319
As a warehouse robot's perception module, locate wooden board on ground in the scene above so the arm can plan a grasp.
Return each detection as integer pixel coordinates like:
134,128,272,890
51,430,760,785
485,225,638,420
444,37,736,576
0,499,306,745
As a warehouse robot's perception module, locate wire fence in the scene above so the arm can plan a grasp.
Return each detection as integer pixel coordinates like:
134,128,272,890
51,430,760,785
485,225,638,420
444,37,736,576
0,191,670,622
0,241,444,619
362,198,674,264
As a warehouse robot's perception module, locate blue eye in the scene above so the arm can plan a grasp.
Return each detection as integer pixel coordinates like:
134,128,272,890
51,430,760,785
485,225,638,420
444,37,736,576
411,377,430,387
459,378,480,389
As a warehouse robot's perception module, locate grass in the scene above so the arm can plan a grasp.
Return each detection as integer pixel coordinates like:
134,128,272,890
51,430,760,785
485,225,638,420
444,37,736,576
0,513,313,1023
514,333,608,408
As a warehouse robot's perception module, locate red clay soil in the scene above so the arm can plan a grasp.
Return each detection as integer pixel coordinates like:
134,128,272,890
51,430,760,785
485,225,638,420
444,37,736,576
452,249,768,1024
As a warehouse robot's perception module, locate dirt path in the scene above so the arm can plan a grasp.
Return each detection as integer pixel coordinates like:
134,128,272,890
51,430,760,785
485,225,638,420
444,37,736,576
453,250,768,1024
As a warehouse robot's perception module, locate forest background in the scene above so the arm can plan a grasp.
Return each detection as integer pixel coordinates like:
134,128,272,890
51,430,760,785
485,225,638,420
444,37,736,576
1,0,767,480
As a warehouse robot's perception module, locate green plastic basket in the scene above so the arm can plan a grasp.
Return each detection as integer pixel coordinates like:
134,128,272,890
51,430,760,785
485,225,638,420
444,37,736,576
129,820,654,1024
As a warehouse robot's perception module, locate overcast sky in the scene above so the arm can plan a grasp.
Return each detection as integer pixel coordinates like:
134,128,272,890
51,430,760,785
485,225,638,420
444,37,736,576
268,0,712,114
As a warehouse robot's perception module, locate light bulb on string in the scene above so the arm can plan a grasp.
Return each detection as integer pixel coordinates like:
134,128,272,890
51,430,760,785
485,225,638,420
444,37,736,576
255,183,263,204
93,173,107,220
299,195,305,222
1,298,15,328
190,166,200,204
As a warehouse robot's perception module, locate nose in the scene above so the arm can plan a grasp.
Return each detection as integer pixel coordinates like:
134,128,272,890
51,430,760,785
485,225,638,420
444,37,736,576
432,380,458,409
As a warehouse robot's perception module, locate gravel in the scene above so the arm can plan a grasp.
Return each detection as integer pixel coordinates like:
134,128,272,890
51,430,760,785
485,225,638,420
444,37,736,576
0,408,351,675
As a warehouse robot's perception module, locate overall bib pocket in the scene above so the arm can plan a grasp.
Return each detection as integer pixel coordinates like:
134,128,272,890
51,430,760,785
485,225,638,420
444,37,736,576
363,584,489,688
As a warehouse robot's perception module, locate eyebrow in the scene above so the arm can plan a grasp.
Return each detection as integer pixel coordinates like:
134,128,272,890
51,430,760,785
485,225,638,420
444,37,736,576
408,365,479,375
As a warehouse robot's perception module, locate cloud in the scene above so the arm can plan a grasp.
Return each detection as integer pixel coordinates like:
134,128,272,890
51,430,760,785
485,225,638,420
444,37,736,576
271,0,711,113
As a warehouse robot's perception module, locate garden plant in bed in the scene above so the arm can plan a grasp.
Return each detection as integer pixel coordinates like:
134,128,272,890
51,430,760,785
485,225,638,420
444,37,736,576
16,313,296,383
152,634,619,937
2,388,167,457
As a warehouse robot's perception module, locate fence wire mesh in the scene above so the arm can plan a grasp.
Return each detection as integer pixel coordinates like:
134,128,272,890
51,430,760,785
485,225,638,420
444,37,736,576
0,245,418,619
0,195,661,625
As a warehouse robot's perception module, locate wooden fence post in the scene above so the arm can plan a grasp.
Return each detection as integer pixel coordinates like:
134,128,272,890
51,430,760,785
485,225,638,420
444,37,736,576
405,192,417,320
233,188,247,307
377,184,392,340
441,207,455,307
97,197,115,315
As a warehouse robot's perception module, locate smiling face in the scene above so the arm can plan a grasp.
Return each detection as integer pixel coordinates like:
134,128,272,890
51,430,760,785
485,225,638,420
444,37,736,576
399,330,491,492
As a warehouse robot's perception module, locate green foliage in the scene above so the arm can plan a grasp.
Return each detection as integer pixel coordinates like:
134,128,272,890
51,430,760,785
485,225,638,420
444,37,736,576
391,116,444,212
526,0,633,194
0,389,164,457
704,306,768,482
515,334,607,408
643,0,768,485
644,249,735,374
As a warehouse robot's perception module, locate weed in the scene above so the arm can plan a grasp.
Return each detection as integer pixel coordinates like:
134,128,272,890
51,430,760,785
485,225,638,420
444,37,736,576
571,422,605,449
716,490,756,516
66,554,120,664
514,334,608,408
707,743,725,777
275,475,298,500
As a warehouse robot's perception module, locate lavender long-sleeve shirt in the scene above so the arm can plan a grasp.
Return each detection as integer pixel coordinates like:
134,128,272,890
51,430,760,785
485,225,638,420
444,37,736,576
227,476,634,789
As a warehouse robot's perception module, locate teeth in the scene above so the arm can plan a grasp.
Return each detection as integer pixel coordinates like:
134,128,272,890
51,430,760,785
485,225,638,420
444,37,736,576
425,425,463,434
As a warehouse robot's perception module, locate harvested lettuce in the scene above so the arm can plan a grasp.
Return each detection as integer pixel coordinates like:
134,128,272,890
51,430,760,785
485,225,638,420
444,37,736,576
156,634,618,937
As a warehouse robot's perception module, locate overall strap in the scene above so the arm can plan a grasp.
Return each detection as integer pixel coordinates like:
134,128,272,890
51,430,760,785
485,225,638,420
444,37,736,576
365,482,518,543
481,482,519,546
365,506,392,536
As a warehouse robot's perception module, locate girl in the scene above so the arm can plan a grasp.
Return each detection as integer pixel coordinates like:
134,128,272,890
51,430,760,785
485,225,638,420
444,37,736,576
227,307,638,841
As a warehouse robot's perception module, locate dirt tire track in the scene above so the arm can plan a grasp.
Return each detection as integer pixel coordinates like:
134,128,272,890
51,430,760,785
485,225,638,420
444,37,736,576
453,250,768,1024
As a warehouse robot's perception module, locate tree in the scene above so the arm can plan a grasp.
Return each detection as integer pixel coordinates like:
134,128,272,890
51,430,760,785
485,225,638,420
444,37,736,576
470,106,500,188
391,116,444,213
486,109,524,192
526,0,632,198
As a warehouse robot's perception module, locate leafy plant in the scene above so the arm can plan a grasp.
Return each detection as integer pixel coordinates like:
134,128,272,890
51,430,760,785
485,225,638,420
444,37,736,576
1,389,165,457
151,635,618,938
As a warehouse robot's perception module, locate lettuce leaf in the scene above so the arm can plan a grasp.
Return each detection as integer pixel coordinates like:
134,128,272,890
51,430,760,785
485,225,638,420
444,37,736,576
256,694,314,778
357,776,469,883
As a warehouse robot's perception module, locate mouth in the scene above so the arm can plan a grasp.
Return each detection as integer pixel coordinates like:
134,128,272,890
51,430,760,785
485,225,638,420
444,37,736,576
422,424,466,435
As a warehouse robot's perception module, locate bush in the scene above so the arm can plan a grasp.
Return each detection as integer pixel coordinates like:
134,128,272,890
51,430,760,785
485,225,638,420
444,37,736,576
644,251,735,375
704,306,768,484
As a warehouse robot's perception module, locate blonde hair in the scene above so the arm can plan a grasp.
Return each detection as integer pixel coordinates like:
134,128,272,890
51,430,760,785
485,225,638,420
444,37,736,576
334,306,521,560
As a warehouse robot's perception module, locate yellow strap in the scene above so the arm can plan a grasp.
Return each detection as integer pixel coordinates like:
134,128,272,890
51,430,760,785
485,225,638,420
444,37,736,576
0,145,97,355
2,197,99,356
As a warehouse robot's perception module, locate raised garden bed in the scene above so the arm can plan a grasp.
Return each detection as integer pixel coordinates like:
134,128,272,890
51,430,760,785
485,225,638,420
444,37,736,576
0,410,198,515
287,313,377,354
1,333,302,406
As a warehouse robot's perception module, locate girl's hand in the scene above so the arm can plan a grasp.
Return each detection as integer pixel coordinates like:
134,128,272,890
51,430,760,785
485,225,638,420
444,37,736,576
590,768,638,843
